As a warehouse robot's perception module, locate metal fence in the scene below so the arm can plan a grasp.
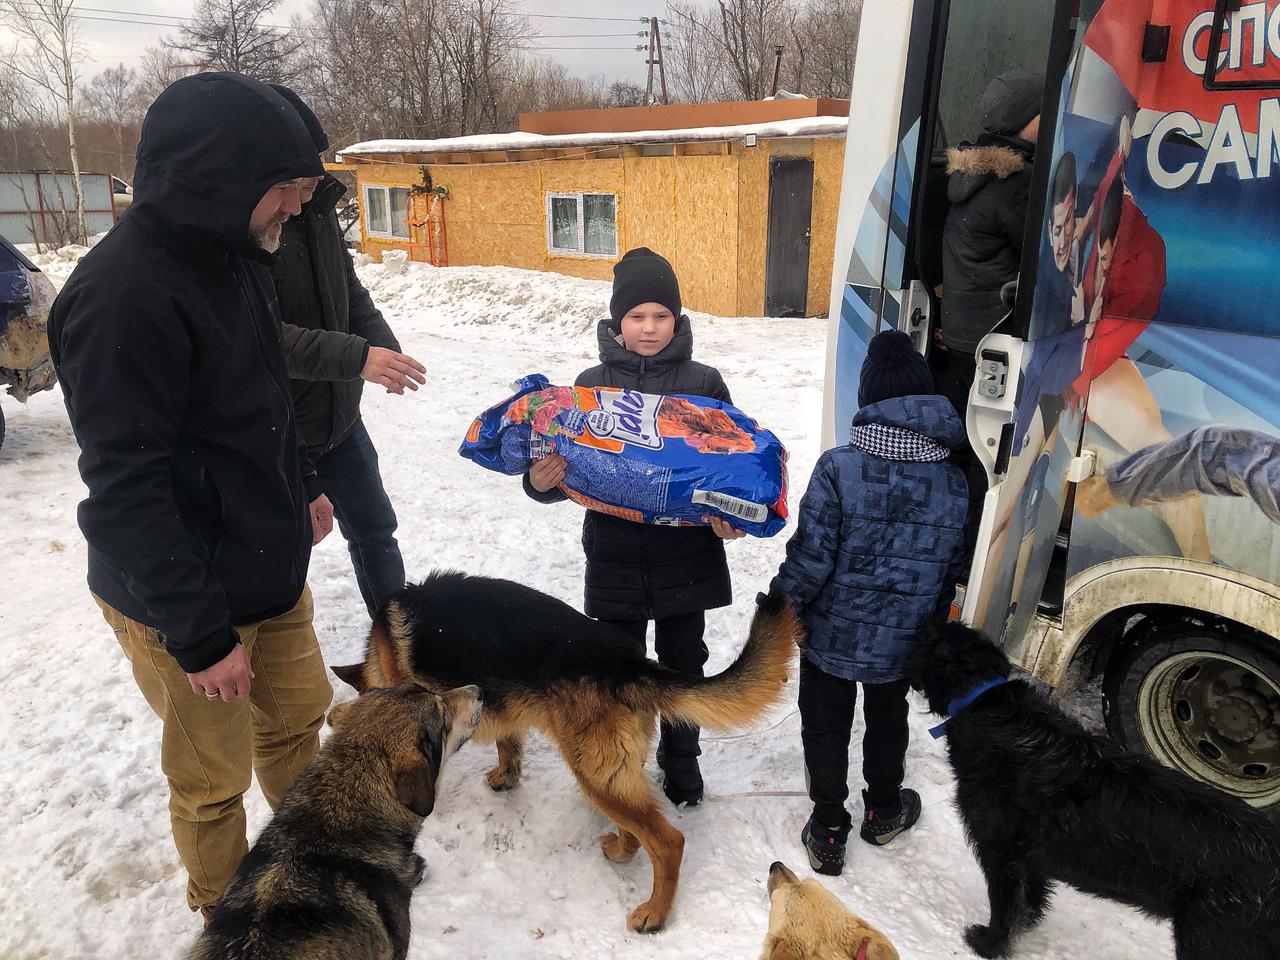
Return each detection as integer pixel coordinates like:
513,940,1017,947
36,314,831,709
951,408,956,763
0,171,116,246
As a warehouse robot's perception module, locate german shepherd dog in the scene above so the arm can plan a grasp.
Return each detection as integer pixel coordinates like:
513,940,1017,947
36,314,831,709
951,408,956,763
189,683,483,960
333,571,801,933
906,621,1280,960
761,862,900,960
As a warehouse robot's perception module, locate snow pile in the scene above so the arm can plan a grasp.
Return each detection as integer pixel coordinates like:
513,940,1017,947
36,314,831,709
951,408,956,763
17,241,93,283
0,258,1173,959
358,258,612,341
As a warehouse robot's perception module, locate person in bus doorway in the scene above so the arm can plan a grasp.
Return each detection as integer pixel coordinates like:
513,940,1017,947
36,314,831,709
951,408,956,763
268,85,426,619
771,330,968,876
939,70,1042,410
46,73,337,924
522,247,745,807
939,69,1042,553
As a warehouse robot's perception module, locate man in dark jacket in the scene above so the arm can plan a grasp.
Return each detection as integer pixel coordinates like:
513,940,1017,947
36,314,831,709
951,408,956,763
48,73,335,921
523,247,740,806
269,85,424,618
772,331,968,876
939,69,1043,411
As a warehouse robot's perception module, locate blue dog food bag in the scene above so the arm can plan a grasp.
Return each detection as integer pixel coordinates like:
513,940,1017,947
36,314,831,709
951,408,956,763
460,374,789,537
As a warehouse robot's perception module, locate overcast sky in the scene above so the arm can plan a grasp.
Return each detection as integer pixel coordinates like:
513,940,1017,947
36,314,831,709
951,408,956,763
71,0,658,88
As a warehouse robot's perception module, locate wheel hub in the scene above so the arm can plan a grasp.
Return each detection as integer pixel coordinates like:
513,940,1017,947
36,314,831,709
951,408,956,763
1208,688,1271,745
1138,649,1280,807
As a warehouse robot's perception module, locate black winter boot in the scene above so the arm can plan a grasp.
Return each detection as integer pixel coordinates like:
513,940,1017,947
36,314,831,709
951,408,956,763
656,720,703,806
801,810,852,876
859,788,922,846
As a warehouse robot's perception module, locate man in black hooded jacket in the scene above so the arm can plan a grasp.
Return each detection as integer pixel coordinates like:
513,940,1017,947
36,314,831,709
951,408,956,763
268,84,424,618
47,73,336,921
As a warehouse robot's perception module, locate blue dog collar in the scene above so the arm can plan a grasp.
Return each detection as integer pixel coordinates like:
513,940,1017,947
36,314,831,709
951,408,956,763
928,676,1009,739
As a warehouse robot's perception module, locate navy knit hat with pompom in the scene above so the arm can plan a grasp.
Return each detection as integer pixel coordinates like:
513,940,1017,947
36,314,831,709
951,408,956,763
858,330,934,407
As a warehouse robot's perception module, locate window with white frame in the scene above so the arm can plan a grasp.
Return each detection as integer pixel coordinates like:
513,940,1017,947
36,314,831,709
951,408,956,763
363,184,411,239
545,191,617,257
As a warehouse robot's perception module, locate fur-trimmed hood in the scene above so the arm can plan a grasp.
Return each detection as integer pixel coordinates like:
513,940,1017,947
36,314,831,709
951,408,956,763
947,137,1033,202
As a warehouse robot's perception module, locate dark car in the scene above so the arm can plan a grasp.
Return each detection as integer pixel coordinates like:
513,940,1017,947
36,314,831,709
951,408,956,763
0,234,58,450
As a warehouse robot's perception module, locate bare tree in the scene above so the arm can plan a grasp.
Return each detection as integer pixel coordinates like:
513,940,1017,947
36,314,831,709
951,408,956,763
437,0,527,136
666,3,731,103
138,45,200,104
82,64,144,181
166,0,304,83
784,0,861,98
0,0,88,242
603,80,646,109
665,0,860,103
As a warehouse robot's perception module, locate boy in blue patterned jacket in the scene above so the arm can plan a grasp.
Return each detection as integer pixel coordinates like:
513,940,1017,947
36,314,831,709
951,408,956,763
771,330,969,875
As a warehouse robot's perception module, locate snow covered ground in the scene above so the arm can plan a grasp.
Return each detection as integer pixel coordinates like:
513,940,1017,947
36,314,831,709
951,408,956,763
1,250,1173,959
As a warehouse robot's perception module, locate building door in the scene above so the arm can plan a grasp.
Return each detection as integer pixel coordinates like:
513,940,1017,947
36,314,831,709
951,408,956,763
765,156,814,317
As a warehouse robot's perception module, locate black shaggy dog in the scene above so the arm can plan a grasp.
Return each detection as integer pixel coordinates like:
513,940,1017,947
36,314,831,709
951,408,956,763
906,621,1280,960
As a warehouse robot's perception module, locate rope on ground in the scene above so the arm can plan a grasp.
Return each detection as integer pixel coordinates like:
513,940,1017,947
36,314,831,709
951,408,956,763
700,707,799,743
707,789,808,801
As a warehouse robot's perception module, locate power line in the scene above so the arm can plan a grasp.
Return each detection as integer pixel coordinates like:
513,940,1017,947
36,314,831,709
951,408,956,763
521,13,641,22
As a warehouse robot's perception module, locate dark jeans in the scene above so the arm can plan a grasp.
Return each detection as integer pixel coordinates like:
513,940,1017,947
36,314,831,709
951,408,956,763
314,421,405,617
601,611,708,759
799,656,910,826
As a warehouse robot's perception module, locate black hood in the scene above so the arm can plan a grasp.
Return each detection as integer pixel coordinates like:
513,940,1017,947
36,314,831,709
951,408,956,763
127,72,324,263
595,314,694,375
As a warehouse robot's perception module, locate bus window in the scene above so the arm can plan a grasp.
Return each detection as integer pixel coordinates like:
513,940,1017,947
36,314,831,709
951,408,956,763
934,0,1056,153
914,0,1057,353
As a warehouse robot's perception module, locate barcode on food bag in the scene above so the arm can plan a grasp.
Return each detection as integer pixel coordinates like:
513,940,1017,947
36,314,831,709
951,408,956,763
691,489,767,523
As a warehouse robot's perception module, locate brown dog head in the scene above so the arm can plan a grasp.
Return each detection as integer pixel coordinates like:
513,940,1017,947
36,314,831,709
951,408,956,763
328,683,483,818
761,861,900,960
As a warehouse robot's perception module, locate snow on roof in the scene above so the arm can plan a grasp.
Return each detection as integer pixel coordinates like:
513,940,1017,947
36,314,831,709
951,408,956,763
337,114,848,160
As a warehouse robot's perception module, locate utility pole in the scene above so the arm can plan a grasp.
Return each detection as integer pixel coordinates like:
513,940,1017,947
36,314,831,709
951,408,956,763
655,21,669,105
644,18,656,105
769,44,784,98
639,16,670,106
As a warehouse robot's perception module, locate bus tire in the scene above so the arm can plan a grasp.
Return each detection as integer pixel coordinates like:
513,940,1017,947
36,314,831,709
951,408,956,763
0,404,5,452
1103,617,1280,810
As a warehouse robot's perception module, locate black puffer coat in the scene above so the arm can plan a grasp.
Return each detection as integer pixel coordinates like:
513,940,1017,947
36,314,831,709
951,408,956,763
273,175,401,453
940,135,1035,355
48,73,324,673
525,316,734,620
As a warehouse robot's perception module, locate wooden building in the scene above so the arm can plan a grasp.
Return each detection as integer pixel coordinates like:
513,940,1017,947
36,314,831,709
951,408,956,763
336,99,849,318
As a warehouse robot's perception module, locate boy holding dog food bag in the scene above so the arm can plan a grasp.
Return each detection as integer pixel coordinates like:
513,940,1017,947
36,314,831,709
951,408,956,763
524,247,743,807
771,330,969,875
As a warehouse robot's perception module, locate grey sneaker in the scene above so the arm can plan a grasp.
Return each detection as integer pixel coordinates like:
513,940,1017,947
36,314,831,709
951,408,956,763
859,788,922,846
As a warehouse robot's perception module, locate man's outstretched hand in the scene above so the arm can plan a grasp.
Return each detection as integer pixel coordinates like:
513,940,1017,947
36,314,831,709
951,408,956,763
362,347,426,395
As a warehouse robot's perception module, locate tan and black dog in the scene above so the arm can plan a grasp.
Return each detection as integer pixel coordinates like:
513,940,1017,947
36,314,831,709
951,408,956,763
761,861,900,960
333,571,801,933
189,683,482,960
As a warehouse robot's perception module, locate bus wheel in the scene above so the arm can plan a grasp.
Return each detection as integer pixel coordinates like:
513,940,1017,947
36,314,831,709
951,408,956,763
1103,619,1280,809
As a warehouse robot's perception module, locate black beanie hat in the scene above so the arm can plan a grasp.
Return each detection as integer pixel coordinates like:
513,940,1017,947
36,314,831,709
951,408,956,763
610,247,682,323
980,70,1044,136
270,83,329,153
858,330,934,407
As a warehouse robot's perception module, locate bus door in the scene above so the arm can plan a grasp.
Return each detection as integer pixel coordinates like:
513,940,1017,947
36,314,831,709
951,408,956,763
824,0,1063,449
961,0,1113,654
